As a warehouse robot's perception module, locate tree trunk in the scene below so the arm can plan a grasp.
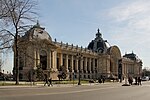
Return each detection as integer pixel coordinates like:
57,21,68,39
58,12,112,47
15,33,19,85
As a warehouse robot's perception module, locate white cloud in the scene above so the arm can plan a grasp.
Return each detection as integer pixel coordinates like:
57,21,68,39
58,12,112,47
128,17,150,32
105,0,150,46
102,0,150,67
108,0,150,22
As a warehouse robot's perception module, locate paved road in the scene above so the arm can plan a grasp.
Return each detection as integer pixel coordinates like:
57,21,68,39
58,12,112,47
0,81,150,100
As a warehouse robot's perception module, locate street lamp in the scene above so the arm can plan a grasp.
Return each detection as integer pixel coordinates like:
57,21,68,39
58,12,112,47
73,72,75,85
76,53,82,85
2,70,5,85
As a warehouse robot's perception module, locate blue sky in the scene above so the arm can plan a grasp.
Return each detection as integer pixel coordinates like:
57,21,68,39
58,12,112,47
2,0,150,73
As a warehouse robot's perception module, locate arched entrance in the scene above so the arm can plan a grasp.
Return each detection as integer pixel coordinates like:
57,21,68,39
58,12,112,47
109,46,121,77
40,50,47,70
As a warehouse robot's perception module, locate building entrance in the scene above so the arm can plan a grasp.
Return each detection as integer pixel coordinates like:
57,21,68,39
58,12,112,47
40,50,47,70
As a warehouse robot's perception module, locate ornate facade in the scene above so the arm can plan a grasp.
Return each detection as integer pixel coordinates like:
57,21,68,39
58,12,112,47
13,23,143,81
122,53,142,78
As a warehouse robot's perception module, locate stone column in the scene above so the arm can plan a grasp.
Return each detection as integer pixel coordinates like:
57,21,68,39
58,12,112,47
47,50,51,70
90,58,93,73
76,58,78,72
125,63,127,76
93,58,95,78
51,51,53,69
60,53,63,66
47,51,50,70
89,58,91,73
66,54,69,72
36,49,40,67
52,51,57,71
106,58,108,74
49,51,52,69
34,49,36,69
80,57,83,73
93,58,95,71
123,63,125,76
71,55,74,72
85,57,87,73
126,64,128,77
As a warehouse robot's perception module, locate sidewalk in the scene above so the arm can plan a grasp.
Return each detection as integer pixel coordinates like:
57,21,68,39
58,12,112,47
0,81,124,89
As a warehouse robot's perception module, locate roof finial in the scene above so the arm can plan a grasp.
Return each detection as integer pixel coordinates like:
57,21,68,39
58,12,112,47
97,28,100,33
33,20,41,28
36,20,40,27
132,51,134,54
96,28,102,38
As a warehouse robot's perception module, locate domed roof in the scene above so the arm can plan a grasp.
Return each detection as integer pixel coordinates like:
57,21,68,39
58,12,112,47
87,29,108,53
24,21,52,41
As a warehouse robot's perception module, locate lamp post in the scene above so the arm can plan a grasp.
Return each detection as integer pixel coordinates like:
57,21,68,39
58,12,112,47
3,70,5,85
76,53,82,85
78,69,81,85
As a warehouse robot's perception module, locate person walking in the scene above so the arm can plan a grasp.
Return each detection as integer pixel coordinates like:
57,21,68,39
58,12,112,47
128,76,133,85
44,75,48,86
138,77,142,85
102,76,105,83
98,78,102,83
48,77,53,86
135,77,138,85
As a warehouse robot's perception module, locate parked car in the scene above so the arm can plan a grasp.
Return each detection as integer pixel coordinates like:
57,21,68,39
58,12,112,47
142,76,149,81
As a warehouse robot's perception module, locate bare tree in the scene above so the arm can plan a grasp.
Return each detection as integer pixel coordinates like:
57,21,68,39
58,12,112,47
0,0,37,84
0,57,4,73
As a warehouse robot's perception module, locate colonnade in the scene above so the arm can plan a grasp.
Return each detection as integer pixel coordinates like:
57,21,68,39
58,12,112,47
56,53,98,79
30,48,121,80
32,49,99,79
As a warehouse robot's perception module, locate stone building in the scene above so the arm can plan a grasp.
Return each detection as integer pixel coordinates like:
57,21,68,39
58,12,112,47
13,23,143,81
122,52,142,78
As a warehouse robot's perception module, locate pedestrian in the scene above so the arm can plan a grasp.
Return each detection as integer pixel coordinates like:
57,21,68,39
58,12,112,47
98,78,102,83
128,77,133,85
48,77,53,86
44,75,48,86
102,77,105,83
135,77,138,85
138,77,142,85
